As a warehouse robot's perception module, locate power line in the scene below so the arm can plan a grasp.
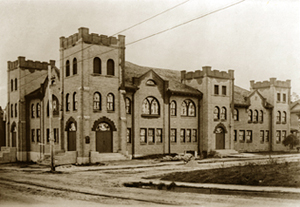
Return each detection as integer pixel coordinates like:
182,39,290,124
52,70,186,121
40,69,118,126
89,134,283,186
127,0,246,46
17,0,246,89
111,0,190,36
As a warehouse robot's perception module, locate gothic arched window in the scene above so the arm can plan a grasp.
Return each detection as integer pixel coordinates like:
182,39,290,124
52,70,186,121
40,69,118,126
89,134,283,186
142,97,160,115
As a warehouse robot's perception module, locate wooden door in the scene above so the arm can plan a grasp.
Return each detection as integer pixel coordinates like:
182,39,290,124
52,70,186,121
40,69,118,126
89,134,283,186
215,127,225,149
68,132,76,151
96,123,112,153
12,132,16,147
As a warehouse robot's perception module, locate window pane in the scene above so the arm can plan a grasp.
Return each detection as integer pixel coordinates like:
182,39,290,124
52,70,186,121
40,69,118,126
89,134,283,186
181,102,187,116
142,99,150,114
170,129,176,142
151,99,159,115
180,129,185,142
188,102,195,116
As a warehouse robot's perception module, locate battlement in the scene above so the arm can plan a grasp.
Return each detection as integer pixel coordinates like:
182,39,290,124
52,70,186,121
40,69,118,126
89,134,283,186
60,27,124,49
7,57,55,70
181,66,234,81
250,78,291,89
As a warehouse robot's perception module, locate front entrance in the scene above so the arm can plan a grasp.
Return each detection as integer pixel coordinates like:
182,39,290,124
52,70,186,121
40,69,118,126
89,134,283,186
215,127,225,149
68,123,76,151
96,123,112,153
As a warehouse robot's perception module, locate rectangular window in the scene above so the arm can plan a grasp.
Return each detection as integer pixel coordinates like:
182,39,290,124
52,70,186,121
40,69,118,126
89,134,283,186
140,128,147,143
170,129,176,142
54,128,59,143
186,129,191,142
47,128,50,143
148,128,155,143
282,130,286,142
277,93,281,102
222,86,226,95
265,130,269,142
37,129,41,142
127,128,131,143
156,128,162,143
260,130,264,143
31,129,35,142
214,85,219,95
276,130,281,143
234,130,237,142
283,94,286,102
192,129,197,142
180,129,185,142
239,130,245,142
246,130,252,143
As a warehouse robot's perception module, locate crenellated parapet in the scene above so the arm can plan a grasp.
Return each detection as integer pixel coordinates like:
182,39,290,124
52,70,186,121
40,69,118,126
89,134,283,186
181,66,234,82
60,27,121,49
7,56,55,70
250,78,291,89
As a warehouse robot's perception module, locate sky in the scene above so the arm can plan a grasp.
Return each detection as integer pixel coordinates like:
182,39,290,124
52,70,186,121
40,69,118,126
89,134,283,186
0,0,299,108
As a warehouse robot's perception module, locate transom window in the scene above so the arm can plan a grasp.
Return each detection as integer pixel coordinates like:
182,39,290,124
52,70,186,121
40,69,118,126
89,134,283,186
170,101,176,116
142,97,159,115
93,92,101,110
107,93,114,111
181,100,196,116
96,123,110,131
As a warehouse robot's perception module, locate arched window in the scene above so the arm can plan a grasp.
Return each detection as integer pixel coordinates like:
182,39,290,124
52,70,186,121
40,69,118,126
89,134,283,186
276,111,281,123
170,101,176,116
214,106,220,120
15,103,17,117
66,93,70,111
36,103,40,118
181,101,188,116
73,92,77,111
221,107,226,120
52,95,59,116
142,97,160,115
11,79,13,91
73,58,77,75
125,98,131,114
107,59,114,76
93,92,101,110
254,110,258,122
248,109,252,122
282,111,286,123
107,93,114,111
66,60,70,77
93,57,101,74
188,101,196,116
31,104,35,118
15,78,18,90
259,110,263,122
233,108,239,121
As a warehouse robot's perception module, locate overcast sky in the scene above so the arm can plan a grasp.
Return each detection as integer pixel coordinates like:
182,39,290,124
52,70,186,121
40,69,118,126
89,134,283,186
0,0,299,108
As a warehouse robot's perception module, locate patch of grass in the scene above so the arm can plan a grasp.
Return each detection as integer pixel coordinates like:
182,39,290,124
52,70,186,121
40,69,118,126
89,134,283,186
134,153,177,160
159,162,300,188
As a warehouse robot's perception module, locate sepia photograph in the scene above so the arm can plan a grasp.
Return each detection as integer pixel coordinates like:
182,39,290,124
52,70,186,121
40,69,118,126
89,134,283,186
0,0,299,206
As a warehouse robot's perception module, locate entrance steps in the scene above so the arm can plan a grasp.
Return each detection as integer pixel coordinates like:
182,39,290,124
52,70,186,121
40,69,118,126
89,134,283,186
90,151,129,163
214,149,239,158
0,147,16,163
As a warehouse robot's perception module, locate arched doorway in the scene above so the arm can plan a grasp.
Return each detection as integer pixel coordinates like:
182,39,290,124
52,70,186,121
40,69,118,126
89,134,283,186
11,123,16,147
96,122,112,153
215,127,225,149
68,122,77,151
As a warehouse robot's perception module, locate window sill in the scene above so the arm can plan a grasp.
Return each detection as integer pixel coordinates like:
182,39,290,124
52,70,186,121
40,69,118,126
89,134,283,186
276,122,281,124
91,73,102,76
107,110,115,113
239,140,245,143
214,119,219,122
246,140,252,143
141,114,160,118
281,122,286,124
140,142,147,145
181,115,196,118
248,121,252,123
93,109,102,113
171,142,177,144
148,142,155,145
156,142,163,144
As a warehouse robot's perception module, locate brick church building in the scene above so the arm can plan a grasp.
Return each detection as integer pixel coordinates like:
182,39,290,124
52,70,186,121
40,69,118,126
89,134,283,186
2,28,291,164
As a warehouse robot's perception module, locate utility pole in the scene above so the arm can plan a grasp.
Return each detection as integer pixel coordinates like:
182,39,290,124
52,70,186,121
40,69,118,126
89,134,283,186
48,64,55,172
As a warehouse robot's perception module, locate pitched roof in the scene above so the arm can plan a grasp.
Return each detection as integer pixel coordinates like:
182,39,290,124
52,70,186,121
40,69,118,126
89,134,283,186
234,85,250,106
125,61,202,96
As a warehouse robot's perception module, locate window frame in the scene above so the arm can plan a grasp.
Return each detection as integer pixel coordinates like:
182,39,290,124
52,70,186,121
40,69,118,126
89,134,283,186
222,85,226,95
260,130,264,143
265,130,269,142
180,129,186,143
127,128,131,143
170,128,177,143
73,92,77,111
234,130,237,142
282,111,286,124
233,108,239,121
259,110,263,122
140,128,147,144
107,59,115,76
37,129,41,143
248,109,252,123
125,97,131,114
220,107,226,120
214,85,219,95
276,130,281,143
148,128,155,144
156,128,163,143
66,60,70,77
15,78,18,91
214,106,220,121
36,103,40,118
73,58,77,75
239,130,245,143
246,130,252,143
253,110,258,123
93,57,101,74
170,101,176,116
31,129,35,142
192,129,197,142
107,93,115,111
93,92,101,111
276,111,281,123
31,104,35,118
66,93,70,112
141,96,160,117
186,129,191,142
11,79,13,92
277,93,280,102
15,103,17,117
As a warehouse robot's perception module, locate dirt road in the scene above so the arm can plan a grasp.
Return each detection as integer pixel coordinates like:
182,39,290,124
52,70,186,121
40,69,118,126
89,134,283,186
1,161,300,207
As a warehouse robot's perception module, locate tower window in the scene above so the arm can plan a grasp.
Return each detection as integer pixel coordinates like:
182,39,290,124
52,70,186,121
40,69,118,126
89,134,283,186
66,60,70,77
107,59,114,76
214,106,220,120
107,93,114,111
222,86,226,95
248,109,252,122
93,57,101,74
220,107,226,120
214,85,219,95
73,92,77,111
15,78,18,90
15,103,17,117
93,92,101,110
277,93,280,101
276,111,281,123
66,93,70,111
73,58,77,75
11,80,13,92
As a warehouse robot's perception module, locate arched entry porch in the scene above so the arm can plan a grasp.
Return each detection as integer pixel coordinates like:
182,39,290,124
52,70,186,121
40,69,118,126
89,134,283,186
65,117,77,151
214,123,227,149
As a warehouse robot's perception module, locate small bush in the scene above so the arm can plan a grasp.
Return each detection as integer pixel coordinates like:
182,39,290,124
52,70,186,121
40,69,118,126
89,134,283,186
282,134,300,149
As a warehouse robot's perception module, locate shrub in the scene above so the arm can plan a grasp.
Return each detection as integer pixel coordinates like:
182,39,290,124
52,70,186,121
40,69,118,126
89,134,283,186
282,134,300,149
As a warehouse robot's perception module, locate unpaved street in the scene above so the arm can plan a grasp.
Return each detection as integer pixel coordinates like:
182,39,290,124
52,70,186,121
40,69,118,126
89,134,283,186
1,160,300,207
